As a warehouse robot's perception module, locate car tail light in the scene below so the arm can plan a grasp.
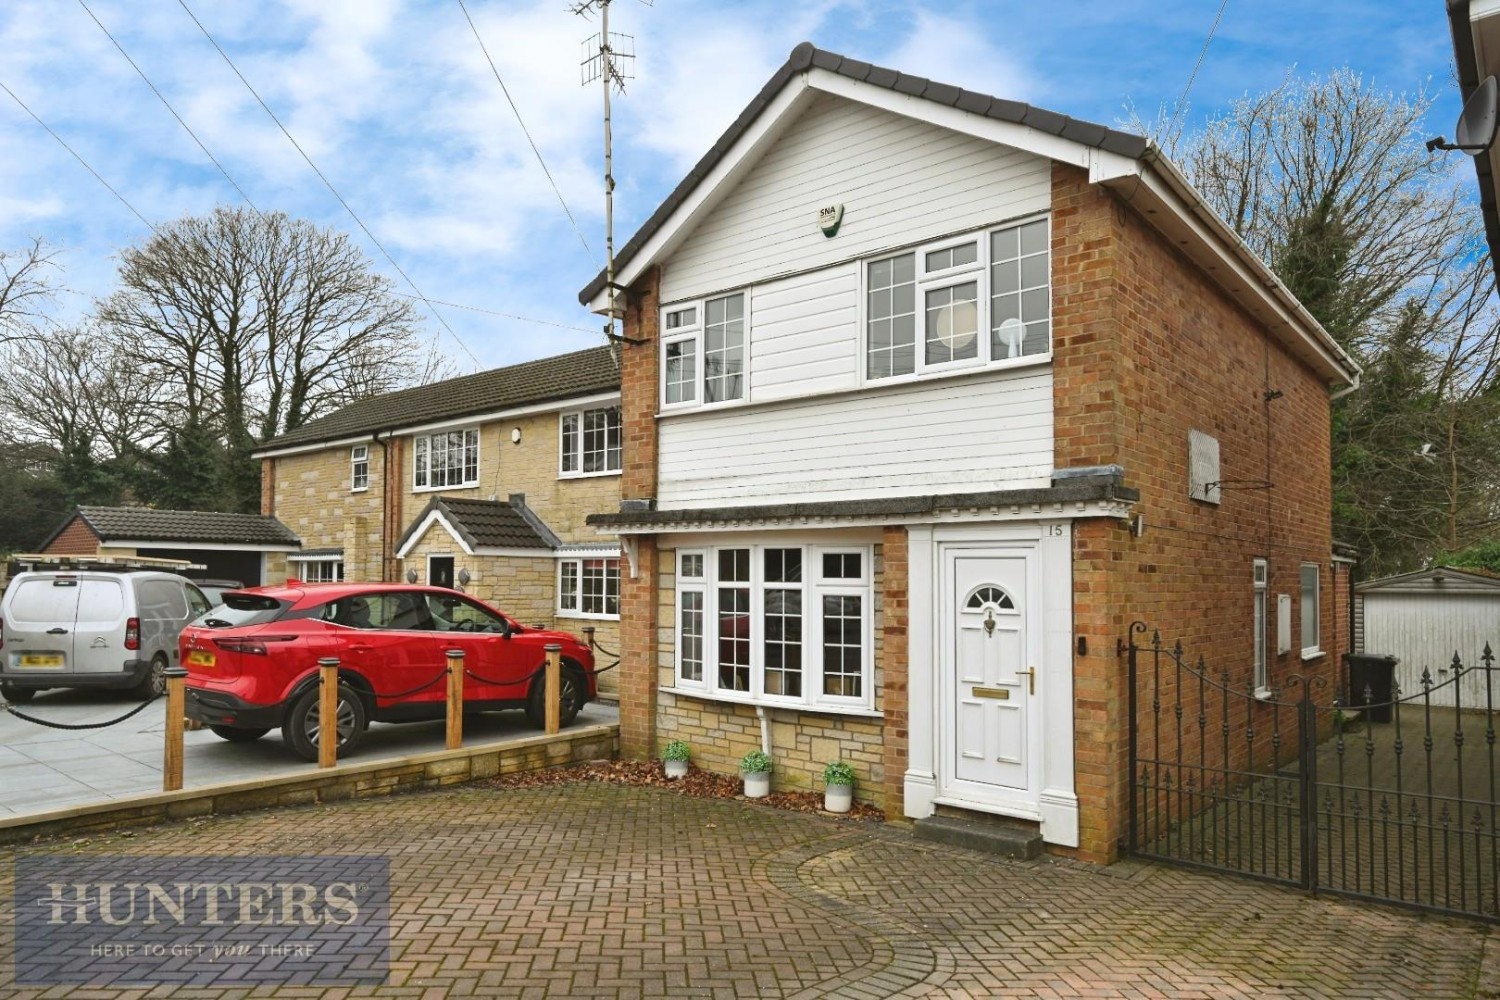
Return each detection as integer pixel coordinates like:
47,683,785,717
213,635,296,656
125,617,140,650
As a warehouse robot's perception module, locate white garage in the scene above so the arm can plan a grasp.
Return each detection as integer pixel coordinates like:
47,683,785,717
1357,567,1500,709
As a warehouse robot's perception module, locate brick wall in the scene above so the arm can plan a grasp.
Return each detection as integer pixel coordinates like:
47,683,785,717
620,268,661,502
41,516,101,555
1052,163,1342,861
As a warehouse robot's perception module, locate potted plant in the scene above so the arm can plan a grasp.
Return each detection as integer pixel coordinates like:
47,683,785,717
822,760,856,813
663,739,691,779
739,749,772,798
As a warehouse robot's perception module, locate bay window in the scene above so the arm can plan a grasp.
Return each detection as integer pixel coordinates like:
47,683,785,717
674,543,873,710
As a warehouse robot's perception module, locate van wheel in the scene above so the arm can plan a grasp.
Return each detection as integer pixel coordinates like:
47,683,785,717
209,725,270,742
282,684,366,762
1,683,36,704
134,655,168,700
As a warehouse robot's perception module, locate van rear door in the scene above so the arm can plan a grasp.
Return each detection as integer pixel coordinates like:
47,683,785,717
70,576,130,675
4,576,83,673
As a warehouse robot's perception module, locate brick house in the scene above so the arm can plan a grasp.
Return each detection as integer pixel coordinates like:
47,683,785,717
255,347,626,687
579,44,1361,861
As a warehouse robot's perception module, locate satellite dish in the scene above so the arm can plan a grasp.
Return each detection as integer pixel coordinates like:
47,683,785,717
1456,76,1499,154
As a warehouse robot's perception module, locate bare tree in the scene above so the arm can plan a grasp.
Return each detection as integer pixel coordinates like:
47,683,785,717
0,238,61,343
96,206,435,511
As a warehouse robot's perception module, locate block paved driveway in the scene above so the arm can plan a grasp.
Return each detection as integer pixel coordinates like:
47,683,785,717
1,782,1496,998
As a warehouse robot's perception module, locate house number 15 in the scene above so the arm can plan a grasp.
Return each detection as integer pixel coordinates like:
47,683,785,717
1045,524,1064,537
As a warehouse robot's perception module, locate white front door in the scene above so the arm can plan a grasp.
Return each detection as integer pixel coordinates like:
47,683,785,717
941,548,1040,811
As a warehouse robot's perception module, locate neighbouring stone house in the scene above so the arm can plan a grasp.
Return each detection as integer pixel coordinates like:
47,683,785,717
255,347,626,692
578,44,1360,862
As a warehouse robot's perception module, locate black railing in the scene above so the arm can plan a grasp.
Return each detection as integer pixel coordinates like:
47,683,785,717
1127,623,1499,923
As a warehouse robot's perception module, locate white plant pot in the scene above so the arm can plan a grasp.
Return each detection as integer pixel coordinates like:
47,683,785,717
824,784,853,814
741,771,771,798
664,759,689,779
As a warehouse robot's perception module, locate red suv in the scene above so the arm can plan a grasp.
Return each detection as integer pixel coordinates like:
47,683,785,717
179,583,597,761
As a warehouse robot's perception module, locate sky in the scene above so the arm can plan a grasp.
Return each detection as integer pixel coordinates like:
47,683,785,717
0,0,1466,374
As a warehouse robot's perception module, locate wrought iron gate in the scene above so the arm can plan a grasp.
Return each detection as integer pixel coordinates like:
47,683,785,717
1126,621,1500,922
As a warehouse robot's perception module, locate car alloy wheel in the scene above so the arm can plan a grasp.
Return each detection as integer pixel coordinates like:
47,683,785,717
283,683,366,762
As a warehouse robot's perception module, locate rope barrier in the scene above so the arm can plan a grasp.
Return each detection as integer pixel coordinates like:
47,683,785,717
464,662,549,687
2,693,162,730
368,667,450,700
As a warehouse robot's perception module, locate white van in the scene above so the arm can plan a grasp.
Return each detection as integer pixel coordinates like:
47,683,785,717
0,570,211,702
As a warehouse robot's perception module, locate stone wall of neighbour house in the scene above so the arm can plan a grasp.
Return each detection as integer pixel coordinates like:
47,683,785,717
270,446,386,583
40,517,102,555
263,553,290,585
260,458,275,516
1051,162,1345,863
647,538,893,809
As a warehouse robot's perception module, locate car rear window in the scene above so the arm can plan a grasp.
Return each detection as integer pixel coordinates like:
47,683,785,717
193,594,289,628
75,579,127,626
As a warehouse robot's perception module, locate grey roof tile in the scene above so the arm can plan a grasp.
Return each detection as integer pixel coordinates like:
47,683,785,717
261,346,619,451
68,507,300,546
577,43,1149,305
397,496,556,553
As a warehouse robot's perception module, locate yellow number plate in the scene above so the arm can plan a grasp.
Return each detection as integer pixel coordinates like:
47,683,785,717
187,650,216,668
17,654,64,669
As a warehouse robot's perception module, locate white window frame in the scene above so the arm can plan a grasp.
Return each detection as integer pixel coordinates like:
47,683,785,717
350,444,369,492
657,290,749,410
559,405,622,477
412,427,479,491
861,213,1051,386
1253,558,1269,697
557,557,620,619
672,543,874,712
1300,562,1322,659
291,557,344,584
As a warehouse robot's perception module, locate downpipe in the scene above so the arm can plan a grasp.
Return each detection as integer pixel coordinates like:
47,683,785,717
756,705,771,756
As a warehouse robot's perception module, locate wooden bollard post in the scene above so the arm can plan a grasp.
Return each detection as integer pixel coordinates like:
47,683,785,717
318,657,340,769
544,643,562,735
446,648,464,750
163,666,189,792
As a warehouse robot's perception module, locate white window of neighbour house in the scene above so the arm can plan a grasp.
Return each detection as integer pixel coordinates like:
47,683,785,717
413,428,479,489
351,445,369,491
1301,562,1322,659
558,557,620,618
560,406,622,476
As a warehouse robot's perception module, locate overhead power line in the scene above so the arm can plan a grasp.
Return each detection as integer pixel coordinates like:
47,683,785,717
1170,0,1230,139
76,0,260,214
391,293,599,333
0,78,152,230
456,0,596,266
174,0,482,368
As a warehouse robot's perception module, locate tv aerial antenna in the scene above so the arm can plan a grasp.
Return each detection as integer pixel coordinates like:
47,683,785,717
575,0,650,347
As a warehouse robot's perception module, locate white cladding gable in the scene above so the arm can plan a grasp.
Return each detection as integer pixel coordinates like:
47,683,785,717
658,369,1054,508
659,91,1052,304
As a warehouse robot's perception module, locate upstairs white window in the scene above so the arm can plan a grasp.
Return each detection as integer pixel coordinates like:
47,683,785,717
659,292,747,408
866,216,1050,381
351,445,369,491
673,543,873,711
413,429,478,489
560,405,622,476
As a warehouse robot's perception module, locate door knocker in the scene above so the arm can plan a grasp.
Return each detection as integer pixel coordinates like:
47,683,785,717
983,607,996,637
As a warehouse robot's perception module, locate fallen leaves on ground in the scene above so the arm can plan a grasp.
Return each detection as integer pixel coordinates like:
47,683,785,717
484,759,886,821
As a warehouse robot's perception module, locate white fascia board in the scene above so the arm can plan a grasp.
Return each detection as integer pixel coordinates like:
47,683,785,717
1106,153,1360,386
808,70,1094,168
253,434,373,460
395,511,474,559
585,78,815,313
1472,0,1500,22
115,540,302,552
553,544,622,558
